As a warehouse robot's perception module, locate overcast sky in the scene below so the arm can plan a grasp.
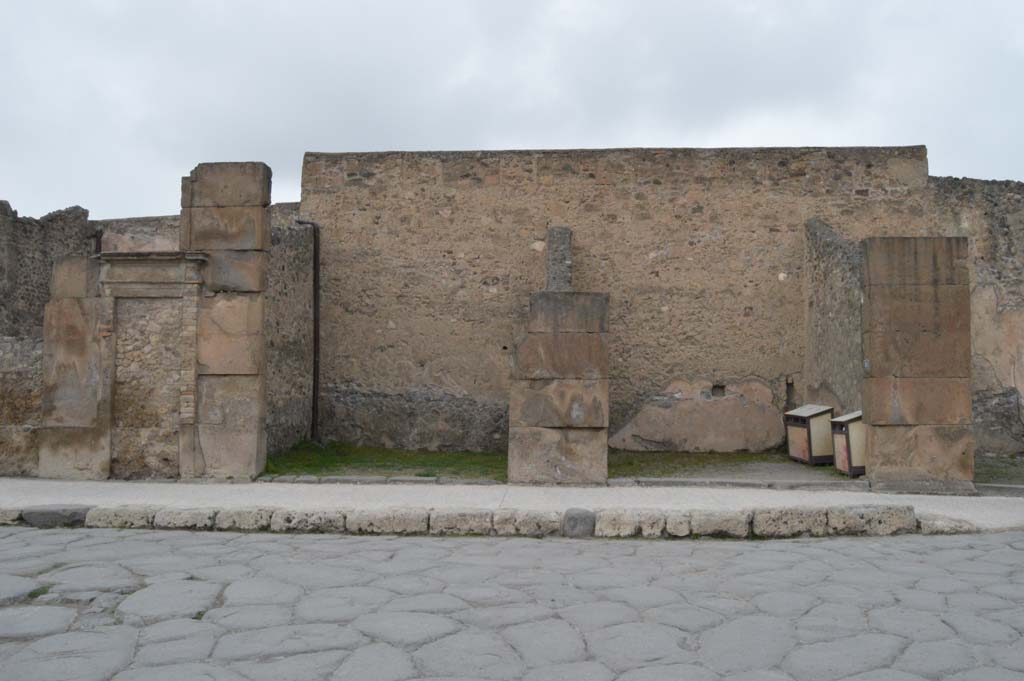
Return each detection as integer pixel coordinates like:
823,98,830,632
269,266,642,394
2,1,1022,219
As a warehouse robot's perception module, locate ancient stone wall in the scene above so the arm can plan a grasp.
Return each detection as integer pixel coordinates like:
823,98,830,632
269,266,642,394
0,336,42,475
95,215,180,253
264,202,315,453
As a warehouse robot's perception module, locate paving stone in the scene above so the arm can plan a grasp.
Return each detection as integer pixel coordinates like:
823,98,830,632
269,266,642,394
295,586,394,622
230,650,350,681
213,623,367,660
782,633,906,681
493,509,561,537
351,611,462,645
895,639,977,677
796,602,866,642
644,603,725,632
140,617,222,643
214,507,276,531
868,606,956,640
382,592,468,612
4,626,137,681
0,574,40,604
595,509,639,537
503,618,586,666
559,601,639,632
153,508,218,530
135,631,218,666
942,612,1020,643
585,622,694,672
560,508,595,537
414,630,525,680
84,506,159,529
429,508,493,535
690,510,752,538
0,605,76,638
112,664,249,681
455,603,555,629
524,661,615,681
606,585,681,609
827,505,917,536
618,664,720,681
753,507,828,538
346,508,429,534
203,605,293,629
700,615,795,673
269,509,346,533
665,510,691,537
20,505,92,528
754,590,819,617
116,579,221,622
222,577,302,605
332,642,415,681
40,564,138,592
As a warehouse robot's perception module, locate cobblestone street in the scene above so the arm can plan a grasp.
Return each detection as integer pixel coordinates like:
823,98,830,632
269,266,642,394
1,527,1023,680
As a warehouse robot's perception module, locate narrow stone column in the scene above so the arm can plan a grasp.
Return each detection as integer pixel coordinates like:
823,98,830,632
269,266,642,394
861,237,974,493
182,163,271,479
508,227,609,484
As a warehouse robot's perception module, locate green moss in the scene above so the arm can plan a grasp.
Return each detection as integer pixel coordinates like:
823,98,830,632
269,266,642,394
27,586,50,599
974,454,1024,484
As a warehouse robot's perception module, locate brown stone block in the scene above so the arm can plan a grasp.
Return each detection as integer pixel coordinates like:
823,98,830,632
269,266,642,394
513,333,608,379
509,379,609,428
37,425,110,480
203,251,268,292
42,298,105,427
188,162,272,207
863,237,969,287
862,285,970,336
528,292,609,333
508,427,607,484
197,294,263,375
866,424,973,482
197,424,266,479
862,377,972,425
198,375,265,426
189,206,270,251
862,329,971,378
51,256,99,299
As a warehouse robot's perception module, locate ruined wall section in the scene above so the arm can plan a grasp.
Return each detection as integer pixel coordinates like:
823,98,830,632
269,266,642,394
0,336,42,475
95,215,180,253
802,218,864,415
264,202,315,453
925,177,1024,455
301,146,934,452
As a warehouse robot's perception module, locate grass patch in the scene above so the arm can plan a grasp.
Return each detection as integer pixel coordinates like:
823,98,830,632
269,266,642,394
975,454,1024,485
266,440,508,481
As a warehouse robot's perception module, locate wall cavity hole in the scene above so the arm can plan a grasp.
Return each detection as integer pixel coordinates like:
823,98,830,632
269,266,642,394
711,384,726,397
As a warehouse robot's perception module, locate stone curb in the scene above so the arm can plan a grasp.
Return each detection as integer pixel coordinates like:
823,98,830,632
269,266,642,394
0,503,984,538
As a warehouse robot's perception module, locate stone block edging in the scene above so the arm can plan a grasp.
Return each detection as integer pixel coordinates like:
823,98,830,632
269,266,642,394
0,503,982,538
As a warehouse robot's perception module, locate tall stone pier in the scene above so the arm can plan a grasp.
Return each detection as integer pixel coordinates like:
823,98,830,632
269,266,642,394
862,237,975,493
508,227,609,484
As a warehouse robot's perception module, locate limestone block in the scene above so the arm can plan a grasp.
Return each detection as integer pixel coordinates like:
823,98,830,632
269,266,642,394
37,426,110,480
492,509,561,537
41,298,107,427
429,509,493,535
188,162,272,208
862,329,971,378
196,424,266,480
153,508,218,530
346,508,429,535
827,505,917,536
197,293,263,375
752,508,828,538
862,284,970,336
863,237,969,287
203,251,268,292
85,506,159,529
690,510,752,538
51,256,99,299
638,509,666,538
99,258,190,285
665,511,691,537
528,292,609,333
513,333,608,379
509,379,609,428
268,509,346,533
594,509,639,537
20,505,92,528
609,379,784,452
0,509,21,525
189,206,271,251
196,374,267,479
507,427,607,484
862,377,971,425
198,375,265,425
560,508,596,537
866,424,974,482
214,507,276,531
917,513,977,535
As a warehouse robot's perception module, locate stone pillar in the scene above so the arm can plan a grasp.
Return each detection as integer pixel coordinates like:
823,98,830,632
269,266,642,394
862,237,975,493
182,163,271,479
37,256,113,479
508,227,609,484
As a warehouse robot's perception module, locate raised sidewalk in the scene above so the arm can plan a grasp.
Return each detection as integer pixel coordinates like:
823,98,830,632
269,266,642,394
2,477,1024,538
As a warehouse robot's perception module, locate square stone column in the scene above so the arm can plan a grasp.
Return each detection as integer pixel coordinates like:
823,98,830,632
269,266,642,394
861,237,974,493
508,227,609,484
